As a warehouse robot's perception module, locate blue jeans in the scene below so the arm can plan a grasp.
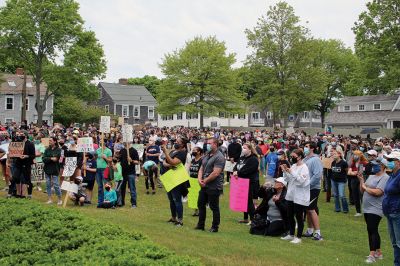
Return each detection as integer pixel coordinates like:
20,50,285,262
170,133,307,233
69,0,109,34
45,174,61,198
331,180,348,213
167,186,183,220
260,157,265,176
387,213,400,266
96,169,105,204
127,174,137,206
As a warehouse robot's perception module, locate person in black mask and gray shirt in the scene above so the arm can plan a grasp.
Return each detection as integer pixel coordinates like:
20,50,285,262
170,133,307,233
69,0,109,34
196,138,226,232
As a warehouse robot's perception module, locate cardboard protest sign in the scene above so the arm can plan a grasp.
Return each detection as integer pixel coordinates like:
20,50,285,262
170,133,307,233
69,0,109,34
118,117,124,126
99,116,111,133
160,163,190,192
8,142,25,158
121,124,133,143
77,137,94,152
62,157,77,177
41,138,50,147
31,163,45,182
60,181,79,194
322,157,334,169
229,176,249,212
224,160,236,172
187,178,201,209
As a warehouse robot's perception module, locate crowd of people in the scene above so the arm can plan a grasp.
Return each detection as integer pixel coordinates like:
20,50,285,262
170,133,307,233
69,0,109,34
1,122,400,264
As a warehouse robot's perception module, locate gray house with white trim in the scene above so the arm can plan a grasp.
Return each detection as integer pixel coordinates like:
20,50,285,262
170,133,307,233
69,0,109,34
97,79,157,125
326,94,400,129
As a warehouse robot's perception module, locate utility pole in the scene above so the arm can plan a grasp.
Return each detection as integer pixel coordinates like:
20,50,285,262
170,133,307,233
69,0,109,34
20,67,27,123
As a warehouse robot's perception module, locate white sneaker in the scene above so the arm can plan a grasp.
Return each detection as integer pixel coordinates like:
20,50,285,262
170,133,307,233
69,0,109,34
281,235,294,241
223,182,229,186
57,200,63,206
354,213,362,217
37,187,42,191
290,237,302,244
365,255,376,263
246,221,252,226
374,253,383,260
46,200,53,204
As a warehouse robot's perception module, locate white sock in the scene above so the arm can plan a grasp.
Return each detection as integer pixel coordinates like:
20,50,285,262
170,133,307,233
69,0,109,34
307,228,313,234
315,230,321,235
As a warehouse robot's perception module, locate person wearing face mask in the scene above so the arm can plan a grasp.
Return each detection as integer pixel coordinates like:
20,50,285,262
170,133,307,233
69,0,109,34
382,151,400,266
43,137,62,205
373,142,384,158
365,150,380,178
196,138,226,232
97,182,117,209
265,145,278,181
346,139,360,205
274,150,290,179
280,149,310,244
188,147,204,216
226,137,242,185
161,137,189,227
348,150,368,217
357,157,389,263
330,150,349,213
233,143,260,224
11,131,35,198
33,136,46,191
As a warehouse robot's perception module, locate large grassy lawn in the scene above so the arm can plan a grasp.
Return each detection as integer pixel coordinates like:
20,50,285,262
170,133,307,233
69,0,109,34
0,177,394,266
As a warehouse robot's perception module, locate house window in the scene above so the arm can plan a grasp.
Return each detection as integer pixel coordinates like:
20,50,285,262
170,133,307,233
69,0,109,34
5,96,13,110
251,112,260,120
229,114,235,118
148,106,154,119
5,118,13,124
266,112,273,120
133,106,140,117
192,113,198,119
303,111,309,119
26,82,33,88
344,105,350,111
167,115,173,120
187,113,192,120
7,81,16,87
238,114,246,119
219,112,225,118
374,104,381,110
25,98,29,111
122,105,129,117
104,105,109,113
177,112,183,120
358,104,365,111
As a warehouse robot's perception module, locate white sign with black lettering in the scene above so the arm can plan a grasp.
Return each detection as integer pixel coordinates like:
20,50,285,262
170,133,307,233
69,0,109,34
61,181,79,194
99,116,111,133
62,157,77,177
121,124,133,143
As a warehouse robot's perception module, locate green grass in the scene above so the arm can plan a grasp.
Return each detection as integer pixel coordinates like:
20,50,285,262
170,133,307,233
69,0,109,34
0,177,394,266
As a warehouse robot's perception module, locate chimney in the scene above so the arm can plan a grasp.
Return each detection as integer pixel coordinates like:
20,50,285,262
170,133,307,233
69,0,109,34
119,78,128,85
16,68,24,76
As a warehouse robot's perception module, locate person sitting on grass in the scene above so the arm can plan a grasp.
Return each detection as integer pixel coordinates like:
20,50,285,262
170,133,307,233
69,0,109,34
69,176,87,206
112,158,123,206
142,160,158,195
97,182,117,209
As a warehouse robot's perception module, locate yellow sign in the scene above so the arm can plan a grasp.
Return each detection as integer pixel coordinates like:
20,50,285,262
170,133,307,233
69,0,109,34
160,163,190,192
187,178,201,209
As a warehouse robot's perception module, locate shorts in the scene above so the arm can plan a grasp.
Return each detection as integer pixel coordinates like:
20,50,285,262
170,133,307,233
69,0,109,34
307,189,320,210
83,177,95,190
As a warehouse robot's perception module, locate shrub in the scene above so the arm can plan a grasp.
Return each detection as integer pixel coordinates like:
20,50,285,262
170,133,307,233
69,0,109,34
0,199,199,266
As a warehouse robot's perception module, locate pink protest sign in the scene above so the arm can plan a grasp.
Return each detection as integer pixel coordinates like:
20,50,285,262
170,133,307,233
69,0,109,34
229,176,249,212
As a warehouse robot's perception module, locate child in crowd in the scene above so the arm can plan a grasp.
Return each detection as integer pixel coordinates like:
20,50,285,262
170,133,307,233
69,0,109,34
82,153,96,204
69,176,87,206
97,182,117,209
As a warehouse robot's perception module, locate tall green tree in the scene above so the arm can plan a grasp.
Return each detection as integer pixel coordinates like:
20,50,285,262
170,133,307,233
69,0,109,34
0,0,106,125
245,1,319,126
157,36,244,128
353,0,400,94
127,75,161,98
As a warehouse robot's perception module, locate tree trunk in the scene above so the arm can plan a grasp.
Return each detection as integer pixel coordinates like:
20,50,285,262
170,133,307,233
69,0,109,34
321,110,326,129
21,70,27,123
35,79,44,126
200,109,204,129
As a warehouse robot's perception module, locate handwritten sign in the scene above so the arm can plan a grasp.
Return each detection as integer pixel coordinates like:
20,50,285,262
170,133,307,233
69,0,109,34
61,181,79,194
224,160,236,172
31,163,45,182
41,138,50,147
229,176,249,212
99,116,111,133
322,157,334,169
62,157,77,177
187,178,201,209
160,163,190,192
8,142,25,158
77,137,94,152
121,124,133,143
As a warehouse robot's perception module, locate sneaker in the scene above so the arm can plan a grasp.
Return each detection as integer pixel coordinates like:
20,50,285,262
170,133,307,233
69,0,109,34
290,237,302,244
46,200,53,204
6,194,12,199
146,191,150,195
354,213,362,217
209,227,218,233
246,221,252,226
365,255,376,264
57,200,63,206
27,195,32,199
192,211,199,217
131,205,137,209
312,233,323,241
182,196,188,203
281,235,294,241
194,225,204,231
223,182,229,186
303,231,314,237
175,221,183,227
167,218,177,223
374,253,383,260
152,191,156,195
37,187,42,191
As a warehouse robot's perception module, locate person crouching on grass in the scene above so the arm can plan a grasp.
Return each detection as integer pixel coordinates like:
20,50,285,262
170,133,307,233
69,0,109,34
97,182,117,209
69,176,87,206
142,160,158,195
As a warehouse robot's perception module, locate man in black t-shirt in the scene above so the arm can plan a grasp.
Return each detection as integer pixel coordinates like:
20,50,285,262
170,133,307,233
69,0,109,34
119,144,140,207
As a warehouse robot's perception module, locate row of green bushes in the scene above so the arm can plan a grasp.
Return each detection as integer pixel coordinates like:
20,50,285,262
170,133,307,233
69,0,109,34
0,199,199,265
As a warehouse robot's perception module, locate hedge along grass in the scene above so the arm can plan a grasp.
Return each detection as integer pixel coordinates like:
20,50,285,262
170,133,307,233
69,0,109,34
0,199,199,266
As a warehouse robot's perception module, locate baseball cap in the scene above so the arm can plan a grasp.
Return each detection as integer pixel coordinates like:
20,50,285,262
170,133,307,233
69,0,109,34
374,157,389,167
384,151,400,161
275,177,287,187
367,150,378,156
277,149,285,155
350,139,359,144
75,176,83,182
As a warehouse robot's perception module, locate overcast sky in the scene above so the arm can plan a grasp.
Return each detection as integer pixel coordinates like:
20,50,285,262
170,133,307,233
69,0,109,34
1,0,368,82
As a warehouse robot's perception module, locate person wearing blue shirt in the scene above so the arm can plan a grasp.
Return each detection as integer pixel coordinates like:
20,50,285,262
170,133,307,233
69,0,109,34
97,182,117,209
383,151,400,266
265,146,278,181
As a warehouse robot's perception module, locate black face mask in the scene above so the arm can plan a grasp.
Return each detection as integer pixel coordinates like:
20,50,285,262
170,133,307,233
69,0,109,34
105,187,110,191
16,136,25,142
59,142,65,146
291,157,298,165
191,152,198,157
174,143,181,150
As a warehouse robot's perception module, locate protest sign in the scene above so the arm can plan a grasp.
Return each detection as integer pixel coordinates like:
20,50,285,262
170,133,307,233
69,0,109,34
322,157,334,169
132,144,144,159
99,116,111,133
61,181,79,208
229,176,249,212
77,137,94,152
118,117,124,126
8,142,25,158
41,138,50,147
62,157,77,177
31,163,45,182
187,178,201,209
160,163,190,192
224,160,236,172
121,124,133,143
